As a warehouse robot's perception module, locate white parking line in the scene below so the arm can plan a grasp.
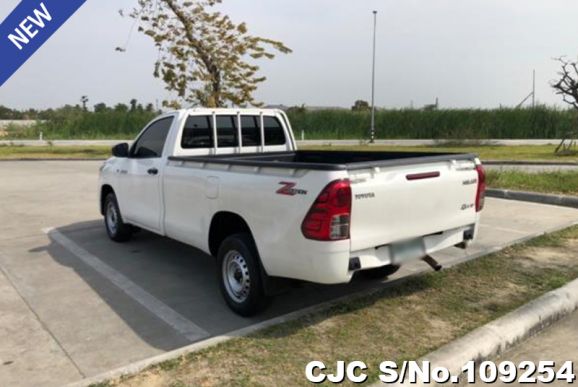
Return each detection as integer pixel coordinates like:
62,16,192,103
43,227,209,343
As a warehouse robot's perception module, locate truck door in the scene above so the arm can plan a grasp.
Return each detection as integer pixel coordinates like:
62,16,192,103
120,116,173,231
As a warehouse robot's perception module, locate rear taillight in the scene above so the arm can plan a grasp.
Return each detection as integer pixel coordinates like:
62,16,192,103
301,179,352,241
475,164,486,212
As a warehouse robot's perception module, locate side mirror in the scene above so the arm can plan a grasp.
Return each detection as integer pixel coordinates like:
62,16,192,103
112,143,129,158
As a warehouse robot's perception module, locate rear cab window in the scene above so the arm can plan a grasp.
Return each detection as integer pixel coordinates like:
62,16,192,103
178,113,287,154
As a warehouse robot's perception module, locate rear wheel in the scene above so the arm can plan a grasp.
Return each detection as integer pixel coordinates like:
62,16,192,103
104,193,132,242
361,264,401,279
217,233,268,316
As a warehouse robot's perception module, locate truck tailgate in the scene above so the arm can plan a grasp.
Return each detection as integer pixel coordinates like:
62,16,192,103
349,159,479,252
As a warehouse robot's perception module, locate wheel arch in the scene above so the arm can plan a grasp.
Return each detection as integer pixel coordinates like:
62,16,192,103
100,184,115,215
208,211,256,257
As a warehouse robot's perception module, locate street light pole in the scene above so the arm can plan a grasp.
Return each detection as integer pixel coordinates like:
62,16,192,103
532,69,536,108
370,10,377,143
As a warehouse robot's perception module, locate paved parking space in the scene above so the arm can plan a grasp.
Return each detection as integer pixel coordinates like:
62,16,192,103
1,161,577,387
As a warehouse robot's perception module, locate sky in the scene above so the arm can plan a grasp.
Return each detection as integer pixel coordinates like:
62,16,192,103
1,0,578,110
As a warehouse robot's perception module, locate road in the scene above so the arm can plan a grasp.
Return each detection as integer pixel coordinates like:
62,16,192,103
0,161,577,387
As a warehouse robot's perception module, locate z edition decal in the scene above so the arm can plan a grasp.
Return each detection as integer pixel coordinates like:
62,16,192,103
276,182,308,196
0,0,87,87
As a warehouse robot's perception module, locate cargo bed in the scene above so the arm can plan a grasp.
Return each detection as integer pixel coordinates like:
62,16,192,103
169,150,477,171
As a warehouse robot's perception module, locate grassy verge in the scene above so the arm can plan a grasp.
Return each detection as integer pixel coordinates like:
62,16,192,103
303,144,578,162
103,226,578,387
0,145,111,159
1,146,575,196
0,144,576,162
486,170,578,195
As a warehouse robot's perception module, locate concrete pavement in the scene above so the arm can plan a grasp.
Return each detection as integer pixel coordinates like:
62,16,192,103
0,161,577,387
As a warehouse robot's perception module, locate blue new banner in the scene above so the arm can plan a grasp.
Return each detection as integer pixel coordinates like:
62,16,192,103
0,0,87,87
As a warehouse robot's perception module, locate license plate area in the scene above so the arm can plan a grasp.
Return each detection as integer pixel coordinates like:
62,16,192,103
390,238,426,264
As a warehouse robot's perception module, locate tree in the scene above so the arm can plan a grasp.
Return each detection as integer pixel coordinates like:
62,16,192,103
130,98,138,112
551,57,578,154
351,100,370,112
552,57,578,109
81,96,89,111
125,0,291,108
94,103,108,113
114,103,129,113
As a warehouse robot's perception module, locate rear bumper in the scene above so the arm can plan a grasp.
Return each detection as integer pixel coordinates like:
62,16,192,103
303,224,477,284
352,224,476,273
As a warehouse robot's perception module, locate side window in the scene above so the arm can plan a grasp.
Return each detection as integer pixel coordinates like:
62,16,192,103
182,115,213,149
264,116,286,146
241,116,261,146
216,116,239,148
131,117,173,158
181,115,239,149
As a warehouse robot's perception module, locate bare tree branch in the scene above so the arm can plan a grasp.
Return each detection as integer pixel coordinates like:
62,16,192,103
551,56,578,110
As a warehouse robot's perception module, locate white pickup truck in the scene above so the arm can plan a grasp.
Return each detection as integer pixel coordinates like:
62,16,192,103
99,108,485,316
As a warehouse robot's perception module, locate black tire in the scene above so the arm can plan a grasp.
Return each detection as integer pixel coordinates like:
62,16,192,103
104,192,132,242
361,264,401,280
217,233,268,316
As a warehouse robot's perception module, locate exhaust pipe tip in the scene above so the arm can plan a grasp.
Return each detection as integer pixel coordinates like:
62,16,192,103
422,255,443,271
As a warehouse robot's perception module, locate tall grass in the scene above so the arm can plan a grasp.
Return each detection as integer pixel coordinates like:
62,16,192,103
2,106,576,140
5,111,157,140
287,106,576,140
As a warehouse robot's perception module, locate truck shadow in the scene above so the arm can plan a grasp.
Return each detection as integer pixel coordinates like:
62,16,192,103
36,220,430,351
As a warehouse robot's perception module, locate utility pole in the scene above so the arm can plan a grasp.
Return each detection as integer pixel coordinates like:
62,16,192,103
532,69,536,108
515,70,537,109
370,10,377,143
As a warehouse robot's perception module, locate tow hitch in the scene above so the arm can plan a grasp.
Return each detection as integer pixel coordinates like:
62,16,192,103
422,255,443,271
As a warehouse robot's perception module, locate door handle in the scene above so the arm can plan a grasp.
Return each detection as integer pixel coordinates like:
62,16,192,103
147,168,159,175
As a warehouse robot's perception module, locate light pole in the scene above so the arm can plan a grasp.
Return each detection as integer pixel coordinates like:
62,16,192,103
532,69,536,108
370,10,377,143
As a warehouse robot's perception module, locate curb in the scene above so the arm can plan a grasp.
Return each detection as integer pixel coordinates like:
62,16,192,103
371,277,578,386
487,189,578,209
63,219,578,387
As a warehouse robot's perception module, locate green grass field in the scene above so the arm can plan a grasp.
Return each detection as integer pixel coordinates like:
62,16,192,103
0,145,111,159
486,170,578,195
289,107,576,139
3,107,578,140
1,145,576,196
2,144,575,162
